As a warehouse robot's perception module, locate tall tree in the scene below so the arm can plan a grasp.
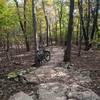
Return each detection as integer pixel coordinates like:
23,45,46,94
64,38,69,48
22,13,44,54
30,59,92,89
23,0,30,51
90,0,99,42
42,0,49,46
86,0,90,38
59,0,63,45
32,0,37,64
78,0,99,50
55,20,58,44
6,32,9,52
14,0,30,51
64,0,74,62
78,0,90,50
78,20,83,56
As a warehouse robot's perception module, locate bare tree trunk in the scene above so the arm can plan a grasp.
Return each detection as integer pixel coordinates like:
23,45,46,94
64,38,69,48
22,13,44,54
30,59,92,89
49,25,52,45
42,0,49,46
32,0,37,64
59,1,63,45
76,24,79,45
14,0,30,51
39,21,42,44
54,8,58,45
78,21,83,56
6,33,9,52
64,0,74,62
86,0,90,38
23,0,30,51
90,0,99,41
55,21,58,45
78,0,89,50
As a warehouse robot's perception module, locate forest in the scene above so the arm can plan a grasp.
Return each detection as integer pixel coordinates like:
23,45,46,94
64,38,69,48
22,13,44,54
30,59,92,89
0,0,100,100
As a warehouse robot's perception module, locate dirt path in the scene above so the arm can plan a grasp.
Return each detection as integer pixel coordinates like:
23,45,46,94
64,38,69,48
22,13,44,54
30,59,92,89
42,46,100,96
42,46,100,70
0,46,100,100
6,46,100,100
41,46,64,67
1,45,99,72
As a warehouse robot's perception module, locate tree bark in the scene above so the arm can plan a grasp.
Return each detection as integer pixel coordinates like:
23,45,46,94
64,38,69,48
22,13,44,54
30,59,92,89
6,33,9,52
86,0,90,38
76,23,79,45
64,0,74,62
78,0,89,50
54,9,58,45
39,21,42,44
55,21,58,45
59,1,63,45
90,0,99,41
42,0,49,46
23,0,30,51
78,20,83,56
49,25,52,45
14,0,30,51
32,0,37,64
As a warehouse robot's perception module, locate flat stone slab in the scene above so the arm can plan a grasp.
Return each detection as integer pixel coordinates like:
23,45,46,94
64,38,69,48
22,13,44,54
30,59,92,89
37,82,100,100
23,67,72,84
38,82,67,100
9,91,33,100
66,83,100,100
12,66,99,100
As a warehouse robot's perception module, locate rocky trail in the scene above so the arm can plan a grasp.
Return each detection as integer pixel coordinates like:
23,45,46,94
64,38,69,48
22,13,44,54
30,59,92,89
0,46,100,100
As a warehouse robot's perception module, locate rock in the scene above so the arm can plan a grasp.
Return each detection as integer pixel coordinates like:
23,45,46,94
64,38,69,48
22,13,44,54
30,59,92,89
23,73,39,84
38,82,68,100
0,90,3,96
23,67,71,84
88,49,94,52
70,69,92,85
66,83,100,100
22,66,91,86
17,67,100,100
9,91,33,100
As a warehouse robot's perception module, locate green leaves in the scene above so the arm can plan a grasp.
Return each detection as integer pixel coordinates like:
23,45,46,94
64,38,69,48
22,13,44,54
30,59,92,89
7,71,18,79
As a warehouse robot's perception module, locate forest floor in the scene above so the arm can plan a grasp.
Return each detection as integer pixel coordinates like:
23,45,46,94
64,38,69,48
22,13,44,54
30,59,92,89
0,45,100,100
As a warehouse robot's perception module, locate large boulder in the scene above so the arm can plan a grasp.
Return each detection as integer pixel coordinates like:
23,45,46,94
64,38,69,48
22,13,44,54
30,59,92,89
34,82,100,100
38,82,67,100
71,69,92,85
13,67,100,100
9,91,33,100
23,67,72,84
66,83,100,100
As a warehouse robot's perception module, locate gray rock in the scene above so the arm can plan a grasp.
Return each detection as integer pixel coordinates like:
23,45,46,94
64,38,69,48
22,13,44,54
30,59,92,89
9,91,33,100
23,67,71,84
38,82,68,100
66,83,100,100
16,67,100,100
